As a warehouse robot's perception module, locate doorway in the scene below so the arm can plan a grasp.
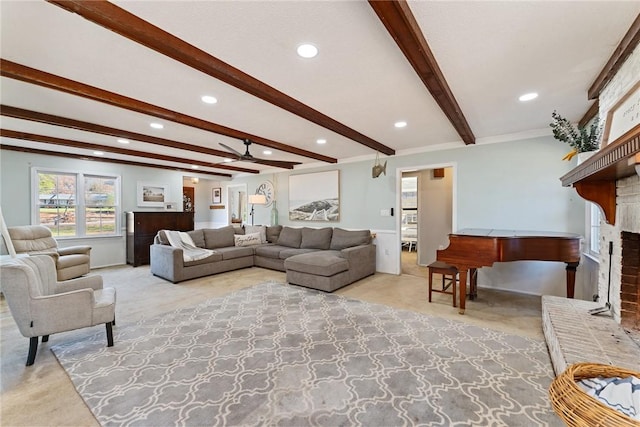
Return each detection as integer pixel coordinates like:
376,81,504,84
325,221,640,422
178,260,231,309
399,165,455,276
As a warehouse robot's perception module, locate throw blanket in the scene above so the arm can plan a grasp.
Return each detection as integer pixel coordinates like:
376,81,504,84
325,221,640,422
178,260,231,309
163,230,214,263
579,375,640,420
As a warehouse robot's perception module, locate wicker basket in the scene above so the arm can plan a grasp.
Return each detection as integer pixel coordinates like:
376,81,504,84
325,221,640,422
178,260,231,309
549,362,640,426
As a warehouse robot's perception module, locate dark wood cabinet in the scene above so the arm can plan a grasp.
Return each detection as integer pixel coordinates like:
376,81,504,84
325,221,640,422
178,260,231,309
126,211,194,266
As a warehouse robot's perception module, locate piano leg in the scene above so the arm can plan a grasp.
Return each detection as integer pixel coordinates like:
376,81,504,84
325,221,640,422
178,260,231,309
469,268,478,300
458,269,468,314
565,262,579,299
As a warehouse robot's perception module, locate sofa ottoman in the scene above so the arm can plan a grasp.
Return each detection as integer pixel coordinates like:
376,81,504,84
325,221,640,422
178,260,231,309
285,251,350,292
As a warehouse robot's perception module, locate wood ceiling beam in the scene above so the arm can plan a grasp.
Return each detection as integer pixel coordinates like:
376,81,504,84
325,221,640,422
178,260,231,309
0,105,259,174
46,0,395,156
368,0,475,145
587,14,640,100
0,129,242,177
578,100,599,128
0,144,231,177
0,59,336,165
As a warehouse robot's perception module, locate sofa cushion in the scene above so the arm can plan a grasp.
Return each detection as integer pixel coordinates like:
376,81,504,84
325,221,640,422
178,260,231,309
266,225,282,243
284,251,349,277
330,228,372,250
184,251,222,267
278,248,320,260
187,229,206,248
215,246,254,260
276,227,302,248
244,225,267,243
300,227,333,250
203,226,236,249
234,232,261,247
254,244,283,259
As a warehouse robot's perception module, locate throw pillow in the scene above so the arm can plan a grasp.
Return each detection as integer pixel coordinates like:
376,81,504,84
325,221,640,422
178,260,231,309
276,226,302,248
234,232,261,247
244,225,267,243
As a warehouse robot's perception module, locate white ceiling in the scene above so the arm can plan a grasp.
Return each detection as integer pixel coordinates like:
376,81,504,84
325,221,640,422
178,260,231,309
1,1,639,178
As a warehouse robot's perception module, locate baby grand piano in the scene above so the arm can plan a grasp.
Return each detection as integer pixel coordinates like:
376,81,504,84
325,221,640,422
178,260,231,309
436,229,581,314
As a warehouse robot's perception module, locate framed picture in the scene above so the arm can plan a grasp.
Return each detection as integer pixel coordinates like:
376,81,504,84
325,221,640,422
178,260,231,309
212,187,222,204
289,170,339,222
137,182,168,207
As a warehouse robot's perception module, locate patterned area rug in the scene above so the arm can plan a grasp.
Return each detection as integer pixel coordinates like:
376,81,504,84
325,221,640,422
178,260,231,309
52,282,561,426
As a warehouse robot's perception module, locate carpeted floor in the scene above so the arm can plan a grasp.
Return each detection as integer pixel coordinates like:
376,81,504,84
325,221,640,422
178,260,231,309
52,282,560,426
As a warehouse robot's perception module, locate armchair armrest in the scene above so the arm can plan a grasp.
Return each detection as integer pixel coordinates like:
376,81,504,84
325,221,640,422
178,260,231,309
58,245,91,256
55,274,103,293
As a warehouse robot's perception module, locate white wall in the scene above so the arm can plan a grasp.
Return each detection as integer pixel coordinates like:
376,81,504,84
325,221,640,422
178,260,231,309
1,133,588,298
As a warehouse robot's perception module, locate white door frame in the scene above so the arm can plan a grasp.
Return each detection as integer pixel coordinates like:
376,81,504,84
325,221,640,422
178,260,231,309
395,162,457,275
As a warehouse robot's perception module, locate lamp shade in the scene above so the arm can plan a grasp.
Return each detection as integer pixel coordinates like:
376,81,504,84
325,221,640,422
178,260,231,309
248,194,267,205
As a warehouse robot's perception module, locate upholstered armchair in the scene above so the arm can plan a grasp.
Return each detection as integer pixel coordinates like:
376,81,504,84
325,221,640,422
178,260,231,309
7,225,91,281
0,255,116,366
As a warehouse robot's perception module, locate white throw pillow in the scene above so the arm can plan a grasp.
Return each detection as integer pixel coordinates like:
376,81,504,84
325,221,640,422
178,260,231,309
244,225,267,243
234,232,262,247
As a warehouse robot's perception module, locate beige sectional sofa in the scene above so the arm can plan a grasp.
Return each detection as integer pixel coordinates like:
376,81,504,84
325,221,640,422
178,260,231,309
149,225,376,292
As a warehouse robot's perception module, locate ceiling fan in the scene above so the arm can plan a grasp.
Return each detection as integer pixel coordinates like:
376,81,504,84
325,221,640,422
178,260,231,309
219,139,301,169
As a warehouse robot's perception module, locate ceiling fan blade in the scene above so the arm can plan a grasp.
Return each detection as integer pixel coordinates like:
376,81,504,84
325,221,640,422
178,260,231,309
253,158,302,169
219,143,243,157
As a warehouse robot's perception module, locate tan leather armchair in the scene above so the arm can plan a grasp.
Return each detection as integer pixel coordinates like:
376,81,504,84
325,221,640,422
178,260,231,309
7,225,91,281
0,255,115,366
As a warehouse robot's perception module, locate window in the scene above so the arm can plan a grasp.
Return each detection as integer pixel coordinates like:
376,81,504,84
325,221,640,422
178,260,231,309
586,202,601,256
33,168,120,238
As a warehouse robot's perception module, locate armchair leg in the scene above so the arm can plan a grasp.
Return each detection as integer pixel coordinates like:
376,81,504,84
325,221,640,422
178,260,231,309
105,322,114,347
42,335,49,343
27,337,38,366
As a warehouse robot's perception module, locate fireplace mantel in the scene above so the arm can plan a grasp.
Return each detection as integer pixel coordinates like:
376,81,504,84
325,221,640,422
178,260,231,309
560,124,640,225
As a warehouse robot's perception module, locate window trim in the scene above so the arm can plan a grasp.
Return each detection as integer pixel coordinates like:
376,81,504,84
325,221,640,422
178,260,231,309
31,167,122,239
584,202,601,260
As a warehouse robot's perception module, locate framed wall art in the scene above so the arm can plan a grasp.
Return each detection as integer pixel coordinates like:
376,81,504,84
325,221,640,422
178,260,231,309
289,170,339,222
212,187,222,204
137,182,168,208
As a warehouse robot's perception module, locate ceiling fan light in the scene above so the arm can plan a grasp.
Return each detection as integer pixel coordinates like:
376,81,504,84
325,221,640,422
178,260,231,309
297,44,318,58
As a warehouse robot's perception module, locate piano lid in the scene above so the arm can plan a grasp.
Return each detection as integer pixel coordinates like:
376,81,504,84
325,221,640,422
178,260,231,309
453,229,582,239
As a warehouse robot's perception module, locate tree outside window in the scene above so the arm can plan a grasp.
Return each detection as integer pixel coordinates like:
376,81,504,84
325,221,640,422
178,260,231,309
35,169,120,238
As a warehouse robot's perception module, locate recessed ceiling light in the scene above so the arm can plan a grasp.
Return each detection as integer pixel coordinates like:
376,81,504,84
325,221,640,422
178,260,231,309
117,138,129,144
201,95,218,104
297,44,318,58
316,138,327,144
223,158,233,163
519,92,538,102
150,122,164,129
93,151,104,156
191,165,199,169
263,150,272,155
394,121,407,128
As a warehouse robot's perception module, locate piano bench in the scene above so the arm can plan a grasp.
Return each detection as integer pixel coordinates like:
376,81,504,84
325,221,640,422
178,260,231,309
428,261,458,307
